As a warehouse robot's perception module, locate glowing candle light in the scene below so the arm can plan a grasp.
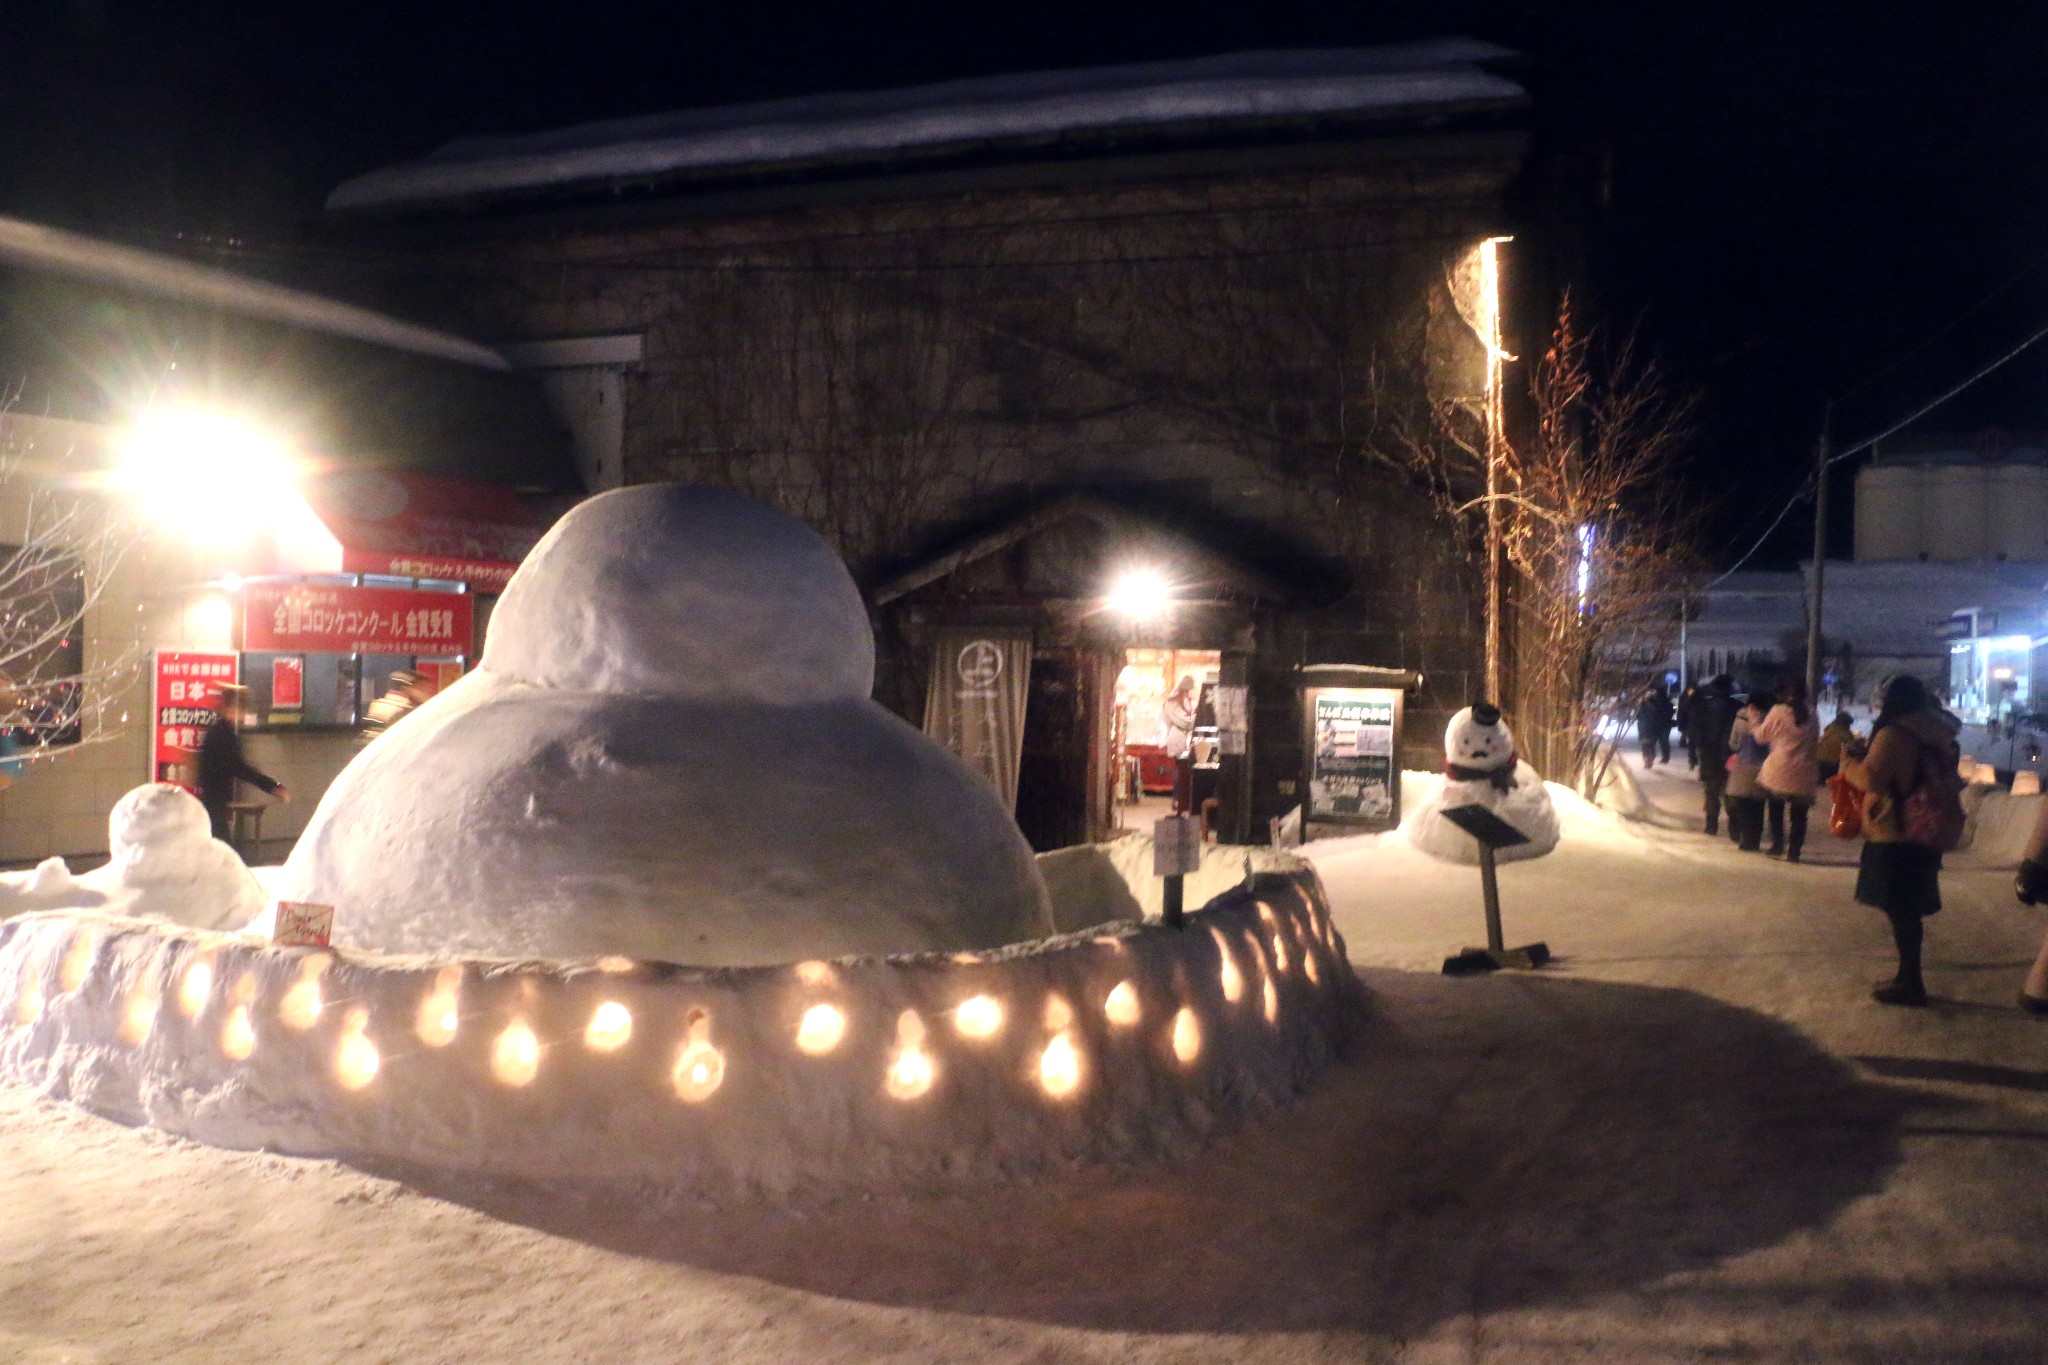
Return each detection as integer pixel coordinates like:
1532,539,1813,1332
1171,1007,1202,1064
178,956,214,1019
1303,946,1322,986
885,1010,935,1100
1263,974,1279,1025
1103,980,1141,1027
335,1007,379,1090
415,965,463,1047
954,993,1004,1039
221,1004,256,1060
585,1000,633,1052
595,955,636,974
1039,1032,1083,1099
795,1002,847,1056
58,932,97,995
119,981,158,1045
492,1018,541,1087
1210,928,1244,1004
793,960,836,986
14,971,43,1026
671,1009,724,1103
1044,994,1074,1031
279,955,329,1031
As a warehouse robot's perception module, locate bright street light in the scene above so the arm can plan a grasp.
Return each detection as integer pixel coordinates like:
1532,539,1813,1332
1106,567,1172,620
117,408,302,535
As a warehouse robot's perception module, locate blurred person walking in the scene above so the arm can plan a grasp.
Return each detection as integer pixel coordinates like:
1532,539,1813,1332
1755,678,1822,861
1725,693,1770,851
1636,683,1674,767
1692,674,1739,837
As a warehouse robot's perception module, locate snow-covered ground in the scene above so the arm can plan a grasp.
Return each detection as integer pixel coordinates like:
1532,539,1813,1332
7,754,2048,1362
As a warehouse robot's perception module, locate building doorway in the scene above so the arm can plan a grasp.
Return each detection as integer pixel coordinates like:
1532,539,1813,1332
1112,647,1220,831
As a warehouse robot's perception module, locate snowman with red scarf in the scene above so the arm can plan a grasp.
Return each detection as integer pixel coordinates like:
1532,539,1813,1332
1407,701,1560,864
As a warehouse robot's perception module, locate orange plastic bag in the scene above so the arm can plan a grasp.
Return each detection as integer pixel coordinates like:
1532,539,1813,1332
1828,772,1864,839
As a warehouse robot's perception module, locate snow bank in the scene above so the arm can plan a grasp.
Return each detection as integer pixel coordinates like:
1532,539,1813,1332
0,785,263,930
0,860,1362,1198
279,486,1053,965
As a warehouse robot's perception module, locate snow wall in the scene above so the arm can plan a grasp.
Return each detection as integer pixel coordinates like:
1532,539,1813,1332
0,853,1362,1198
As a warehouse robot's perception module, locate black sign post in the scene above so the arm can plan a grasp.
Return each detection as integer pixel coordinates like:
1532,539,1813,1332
1438,803,1552,975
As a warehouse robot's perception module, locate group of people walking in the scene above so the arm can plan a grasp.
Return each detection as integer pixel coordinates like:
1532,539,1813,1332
1662,674,1828,860
1641,672,2034,1011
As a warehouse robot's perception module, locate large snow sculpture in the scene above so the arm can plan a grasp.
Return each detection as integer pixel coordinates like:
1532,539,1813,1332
0,783,264,929
276,484,1055,966
1407,702,1560,864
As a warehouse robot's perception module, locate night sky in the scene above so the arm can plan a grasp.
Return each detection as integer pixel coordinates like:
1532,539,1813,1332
5,1,2047,567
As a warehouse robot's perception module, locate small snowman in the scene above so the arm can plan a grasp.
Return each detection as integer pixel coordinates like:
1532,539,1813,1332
1407,701,1560,864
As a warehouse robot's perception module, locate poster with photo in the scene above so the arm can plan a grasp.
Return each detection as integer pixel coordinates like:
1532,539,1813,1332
1303,687,1401,830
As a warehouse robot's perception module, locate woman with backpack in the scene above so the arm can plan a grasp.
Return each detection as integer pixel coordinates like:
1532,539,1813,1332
1754,678,1822,861
1846,675,1963,1007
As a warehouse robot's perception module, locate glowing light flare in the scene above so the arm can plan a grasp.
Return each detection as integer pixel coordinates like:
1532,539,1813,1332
1103,980,1141,1028
1039,1031,1084,1100
178,956,214,1019
1210,928,1245,1004
584,1001,633,1052
1171,1007,1202,1065
117,408,303,535
1303,946,1322,986
595,955,637,974
885,1011,935,1100
492,1018,541,1087
793,960,837,986
416,966,462,1047
1106,566,1173,621
335,1007,379,1090
795,1002,847,1056
221,1004,256,1060
954,994,1004,1040
671,1009,724,1103
1262,975,1280,1025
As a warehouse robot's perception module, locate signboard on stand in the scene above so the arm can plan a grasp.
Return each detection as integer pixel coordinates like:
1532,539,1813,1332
151,651,238,790
1301,684,1404,835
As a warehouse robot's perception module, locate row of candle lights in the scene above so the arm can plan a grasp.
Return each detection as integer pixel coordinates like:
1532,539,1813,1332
5,890,1339,1110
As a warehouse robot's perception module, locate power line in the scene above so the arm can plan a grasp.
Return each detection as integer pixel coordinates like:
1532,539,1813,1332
1835,240,2048,404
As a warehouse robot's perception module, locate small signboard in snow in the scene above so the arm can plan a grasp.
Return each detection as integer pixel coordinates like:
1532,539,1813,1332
1153,814,1203,877
271,901,335,948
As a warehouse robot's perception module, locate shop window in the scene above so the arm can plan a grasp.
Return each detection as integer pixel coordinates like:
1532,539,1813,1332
0,544,86,749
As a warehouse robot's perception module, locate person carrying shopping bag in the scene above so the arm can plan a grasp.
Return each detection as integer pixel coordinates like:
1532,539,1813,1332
1754,678,1822,861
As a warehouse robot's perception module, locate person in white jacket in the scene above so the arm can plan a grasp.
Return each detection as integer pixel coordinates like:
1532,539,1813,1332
1753,678,1822,862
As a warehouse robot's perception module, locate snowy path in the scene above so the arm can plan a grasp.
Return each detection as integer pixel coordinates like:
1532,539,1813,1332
7,756,2048,1363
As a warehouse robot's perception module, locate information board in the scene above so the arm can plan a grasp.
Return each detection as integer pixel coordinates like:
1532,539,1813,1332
151,651,238,790
1302,685,1403,831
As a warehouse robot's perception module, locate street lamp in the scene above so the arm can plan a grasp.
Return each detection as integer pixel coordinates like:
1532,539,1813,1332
116,407,302,536
1106,566,1172,621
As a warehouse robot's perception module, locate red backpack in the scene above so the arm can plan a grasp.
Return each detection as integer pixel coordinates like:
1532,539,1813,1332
1902,736,1967,852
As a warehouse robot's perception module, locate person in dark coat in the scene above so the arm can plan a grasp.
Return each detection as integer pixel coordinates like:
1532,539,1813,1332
1676,685,1699,769
195,685,290,843
1691,674,1739,836
1636,684,1674,766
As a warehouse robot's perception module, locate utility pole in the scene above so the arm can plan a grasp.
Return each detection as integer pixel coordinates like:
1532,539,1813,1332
1804,402,1834,702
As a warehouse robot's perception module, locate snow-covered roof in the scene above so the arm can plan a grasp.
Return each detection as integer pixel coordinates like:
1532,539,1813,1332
328,42,1524,213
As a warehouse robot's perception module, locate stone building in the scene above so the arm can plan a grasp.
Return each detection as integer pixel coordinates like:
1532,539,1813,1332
328,42,1530,848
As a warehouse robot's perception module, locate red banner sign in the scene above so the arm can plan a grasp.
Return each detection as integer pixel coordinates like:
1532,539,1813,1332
152,651,237,789
239,582,473,657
